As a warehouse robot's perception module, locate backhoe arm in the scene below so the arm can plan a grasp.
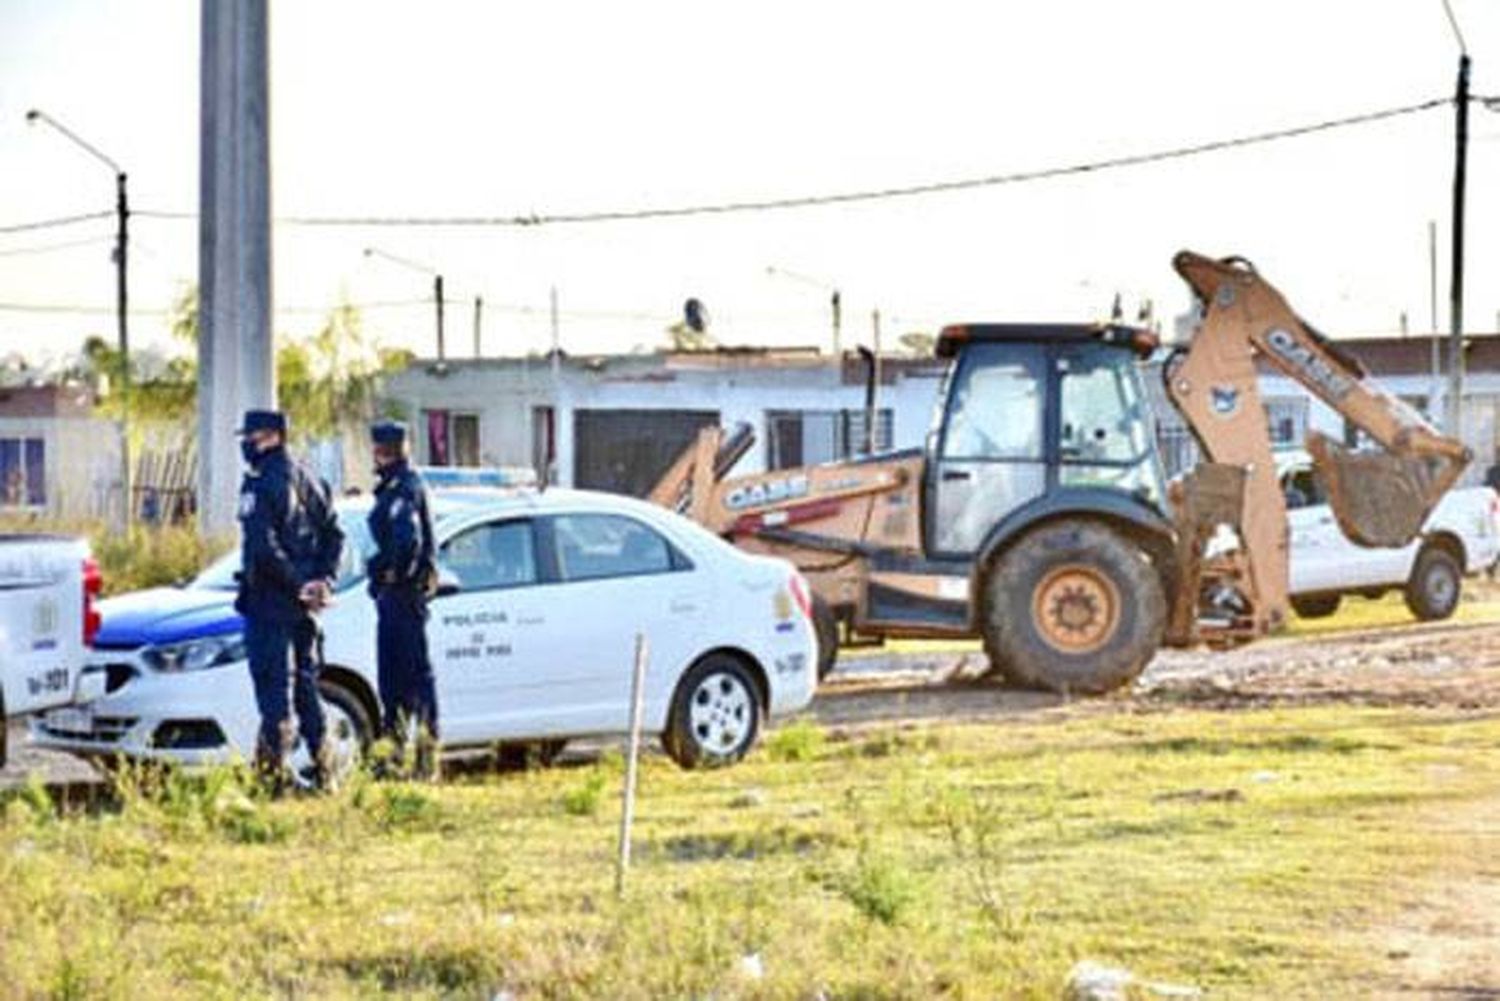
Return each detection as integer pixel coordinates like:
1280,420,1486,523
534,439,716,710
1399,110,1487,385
1164,251,1470,641
1172,252,1469,546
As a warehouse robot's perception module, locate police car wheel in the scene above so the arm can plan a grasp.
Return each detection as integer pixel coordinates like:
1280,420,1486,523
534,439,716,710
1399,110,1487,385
289,681,372,788
665,655,761,770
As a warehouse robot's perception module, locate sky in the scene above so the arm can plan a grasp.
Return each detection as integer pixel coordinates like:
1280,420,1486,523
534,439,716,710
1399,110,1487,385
2,0,1499,368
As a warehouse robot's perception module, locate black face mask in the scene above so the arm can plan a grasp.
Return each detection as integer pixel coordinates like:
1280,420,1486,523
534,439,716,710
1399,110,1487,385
240,439,261,465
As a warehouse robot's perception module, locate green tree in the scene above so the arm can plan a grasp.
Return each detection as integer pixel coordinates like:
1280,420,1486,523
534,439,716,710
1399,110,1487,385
69,289,410,438
276,300,411,439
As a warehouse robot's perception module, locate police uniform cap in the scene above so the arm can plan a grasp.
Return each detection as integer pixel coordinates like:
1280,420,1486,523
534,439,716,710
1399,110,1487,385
237,409,287,435
370,421,408,447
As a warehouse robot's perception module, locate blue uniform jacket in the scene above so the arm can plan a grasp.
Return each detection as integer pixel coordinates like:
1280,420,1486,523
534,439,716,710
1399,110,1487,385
367,461,435,599
235,448,344,622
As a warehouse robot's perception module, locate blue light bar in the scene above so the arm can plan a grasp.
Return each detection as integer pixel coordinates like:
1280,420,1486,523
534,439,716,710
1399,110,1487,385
415,465,538,489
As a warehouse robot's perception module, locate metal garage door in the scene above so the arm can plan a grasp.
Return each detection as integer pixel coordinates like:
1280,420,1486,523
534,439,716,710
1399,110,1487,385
573,409,720,497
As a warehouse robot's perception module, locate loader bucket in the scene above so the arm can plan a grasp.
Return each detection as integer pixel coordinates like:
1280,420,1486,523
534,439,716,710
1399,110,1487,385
1306,432,1468,548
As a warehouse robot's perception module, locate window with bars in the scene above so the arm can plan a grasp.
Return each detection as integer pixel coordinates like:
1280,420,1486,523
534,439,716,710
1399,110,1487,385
0,437,45,507
765,409,893,470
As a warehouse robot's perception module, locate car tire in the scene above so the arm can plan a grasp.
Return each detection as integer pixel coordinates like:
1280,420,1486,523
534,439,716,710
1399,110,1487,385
664,654,761,769
494,740,567,771
312,679,374,783
982,520,1165,695
1405,545,1462,621
811,595,840,681
1291,595,1342,619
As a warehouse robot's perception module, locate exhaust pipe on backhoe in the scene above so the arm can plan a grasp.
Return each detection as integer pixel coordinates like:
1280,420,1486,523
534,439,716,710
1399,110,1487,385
857,345,878,456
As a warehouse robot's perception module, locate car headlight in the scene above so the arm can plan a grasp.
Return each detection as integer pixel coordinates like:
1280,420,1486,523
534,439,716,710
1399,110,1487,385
142,633,246,673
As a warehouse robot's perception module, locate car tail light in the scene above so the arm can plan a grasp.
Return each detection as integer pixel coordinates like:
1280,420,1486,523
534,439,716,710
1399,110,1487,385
787,573,813,622
82,555,103,647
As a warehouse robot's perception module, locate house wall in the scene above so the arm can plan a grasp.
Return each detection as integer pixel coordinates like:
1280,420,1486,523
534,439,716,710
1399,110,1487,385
0,416,120,519
384,355,949,489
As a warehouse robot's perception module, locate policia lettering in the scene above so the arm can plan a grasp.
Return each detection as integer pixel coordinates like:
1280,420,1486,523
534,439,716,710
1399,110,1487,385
234,409,344,790
366,420,440,770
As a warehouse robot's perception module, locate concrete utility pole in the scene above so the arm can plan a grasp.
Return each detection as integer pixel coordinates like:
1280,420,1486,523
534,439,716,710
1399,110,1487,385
197,0,274,538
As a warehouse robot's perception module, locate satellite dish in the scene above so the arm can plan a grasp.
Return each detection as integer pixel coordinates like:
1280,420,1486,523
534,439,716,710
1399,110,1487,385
684,297,709,333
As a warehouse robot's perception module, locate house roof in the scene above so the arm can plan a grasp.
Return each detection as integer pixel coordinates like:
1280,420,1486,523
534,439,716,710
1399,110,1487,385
0,384,94,419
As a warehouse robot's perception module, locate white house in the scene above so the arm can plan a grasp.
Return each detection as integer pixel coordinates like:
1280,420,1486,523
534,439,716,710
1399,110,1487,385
382,348,948,495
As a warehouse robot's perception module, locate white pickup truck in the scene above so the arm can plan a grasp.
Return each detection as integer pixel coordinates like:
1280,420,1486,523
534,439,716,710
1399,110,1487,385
1280,452,1500,621
0,535,100,767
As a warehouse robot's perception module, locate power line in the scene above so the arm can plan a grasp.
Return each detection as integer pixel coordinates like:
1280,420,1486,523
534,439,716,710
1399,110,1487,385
0,209,113,236
131,97,1451,229
0,298,435,318
0,234,114,258
1441,0,1470,54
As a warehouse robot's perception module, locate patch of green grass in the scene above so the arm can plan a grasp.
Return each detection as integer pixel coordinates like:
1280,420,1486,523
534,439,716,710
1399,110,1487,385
764,718,826,762
4,706,1500,997
560,769,608,817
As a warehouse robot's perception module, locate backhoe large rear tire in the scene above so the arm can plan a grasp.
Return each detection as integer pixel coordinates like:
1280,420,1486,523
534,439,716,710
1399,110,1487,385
982,520,1164,695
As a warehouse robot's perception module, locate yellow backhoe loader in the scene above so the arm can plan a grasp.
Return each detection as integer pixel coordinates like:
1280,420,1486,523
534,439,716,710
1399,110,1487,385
650,252,1471,691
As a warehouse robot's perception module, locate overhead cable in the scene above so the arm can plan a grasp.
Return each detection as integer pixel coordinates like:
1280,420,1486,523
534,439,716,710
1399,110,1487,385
129,97,1451,229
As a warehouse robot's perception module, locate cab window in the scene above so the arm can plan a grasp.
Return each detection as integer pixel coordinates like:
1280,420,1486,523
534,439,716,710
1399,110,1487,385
1058,346,1151,463
940,345,1045,460
549,514,687,582
439,520,538,591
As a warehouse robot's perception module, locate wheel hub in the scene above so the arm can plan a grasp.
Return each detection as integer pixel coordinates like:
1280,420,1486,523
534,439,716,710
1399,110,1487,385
689,673,752,754
1032,565,1121,654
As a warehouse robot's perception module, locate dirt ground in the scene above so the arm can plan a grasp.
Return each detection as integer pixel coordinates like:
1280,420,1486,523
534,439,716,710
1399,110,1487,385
810,615,1500,730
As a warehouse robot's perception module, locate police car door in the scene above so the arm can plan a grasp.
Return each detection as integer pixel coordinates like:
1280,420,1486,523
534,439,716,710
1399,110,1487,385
537,512,704,733
429,517,549,743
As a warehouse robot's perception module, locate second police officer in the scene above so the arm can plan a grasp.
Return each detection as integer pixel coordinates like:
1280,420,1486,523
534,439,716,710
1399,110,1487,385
366,421,440,778
235,409,344,792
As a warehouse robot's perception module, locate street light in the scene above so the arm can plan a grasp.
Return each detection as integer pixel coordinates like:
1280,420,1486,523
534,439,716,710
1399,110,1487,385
26,108,132,526
364,246,447,360
765,265,842,356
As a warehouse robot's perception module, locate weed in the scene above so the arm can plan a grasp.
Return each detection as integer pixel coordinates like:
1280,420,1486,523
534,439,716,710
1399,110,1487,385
839,850,921,926
372,785,444,832
561,770,608,817
936,785,1032,939
765,718,826,762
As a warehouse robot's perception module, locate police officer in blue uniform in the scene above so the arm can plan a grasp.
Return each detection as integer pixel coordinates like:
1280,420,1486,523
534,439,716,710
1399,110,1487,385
366,421,439,776
235,410,344,791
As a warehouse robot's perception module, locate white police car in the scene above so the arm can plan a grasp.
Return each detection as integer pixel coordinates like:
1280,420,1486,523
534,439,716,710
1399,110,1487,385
32,488,818,773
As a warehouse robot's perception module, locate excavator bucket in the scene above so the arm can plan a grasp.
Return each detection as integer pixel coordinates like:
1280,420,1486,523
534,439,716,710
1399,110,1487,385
1306,432,1468,548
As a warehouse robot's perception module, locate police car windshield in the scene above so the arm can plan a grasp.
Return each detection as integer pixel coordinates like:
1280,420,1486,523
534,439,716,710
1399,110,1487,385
192,509,377,592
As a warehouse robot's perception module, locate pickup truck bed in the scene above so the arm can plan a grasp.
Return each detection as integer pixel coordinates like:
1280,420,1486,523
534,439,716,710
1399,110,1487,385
0,535,99,766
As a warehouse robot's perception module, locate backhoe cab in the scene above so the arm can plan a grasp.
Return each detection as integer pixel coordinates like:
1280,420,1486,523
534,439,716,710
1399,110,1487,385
651,251,1469,693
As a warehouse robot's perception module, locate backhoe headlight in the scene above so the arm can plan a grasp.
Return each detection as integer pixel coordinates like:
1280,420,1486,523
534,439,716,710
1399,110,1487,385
142,634,247,673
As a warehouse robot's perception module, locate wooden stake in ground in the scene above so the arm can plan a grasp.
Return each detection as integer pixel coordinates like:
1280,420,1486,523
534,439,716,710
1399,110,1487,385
616,632,649,897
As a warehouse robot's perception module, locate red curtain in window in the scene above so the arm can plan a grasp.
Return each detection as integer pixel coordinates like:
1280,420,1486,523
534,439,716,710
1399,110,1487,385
426,410,450,466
